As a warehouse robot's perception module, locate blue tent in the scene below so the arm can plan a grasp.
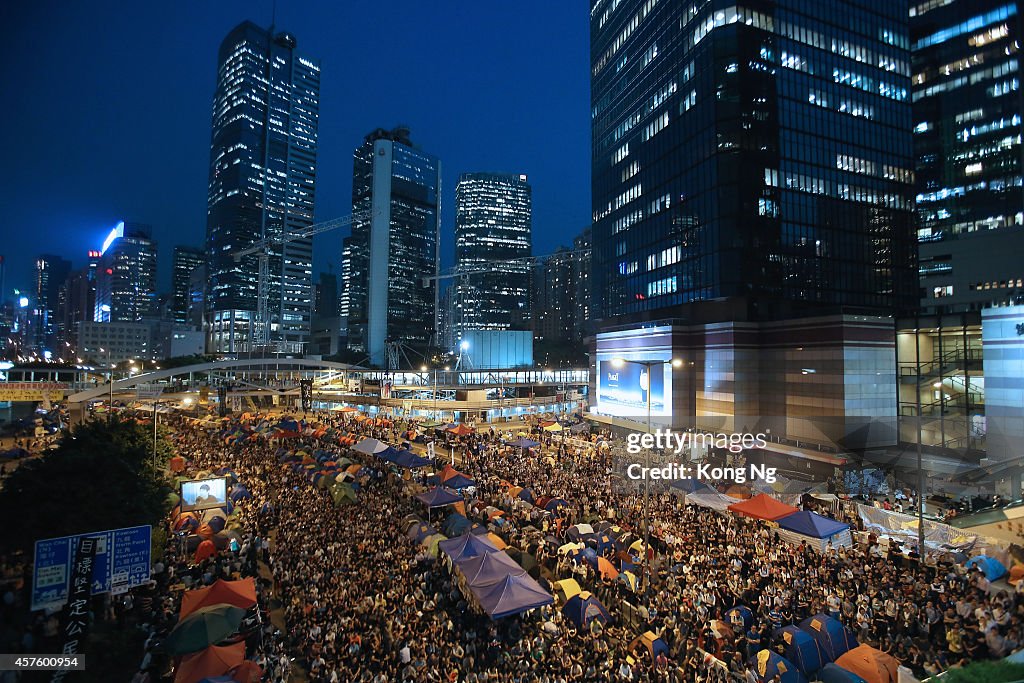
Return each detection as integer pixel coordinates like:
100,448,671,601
670,478,713,494
229,485,252,502
569,547,599,565
817,663,868,683
437,532,499,562
391,450,432,469
562,592,611,628
277,418,299,431
965,555,1008,581
777,511,850,539
545,498,570,511
748,650,807,683
584,533,614,553
1,447,28,459
442,513,472,537
506,437,540,449
726,605,755,630
474,573,553,619
407,523,437,543
415,487,463,508
456,550,525,587
774,626,824,676
517,488,535,503
376,446,402,463
444,473,477,489
799,614,857,662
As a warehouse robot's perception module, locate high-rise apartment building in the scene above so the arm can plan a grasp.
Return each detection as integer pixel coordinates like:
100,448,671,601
451,173,532,345
94,222,157,323
171,246,205,325
591,0,916,323
34,254,71,350
912,1,1024,314
205,21,320,353
341,127,440,366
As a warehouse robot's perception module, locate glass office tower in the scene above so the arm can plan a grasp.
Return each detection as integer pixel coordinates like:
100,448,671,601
451,173,532,345
591,0,917,323
341,127,440,367
205,21,320,353
171,246,205,325
94,222,157,323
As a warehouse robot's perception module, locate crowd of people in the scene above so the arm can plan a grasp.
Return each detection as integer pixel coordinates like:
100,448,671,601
112,408,1021,682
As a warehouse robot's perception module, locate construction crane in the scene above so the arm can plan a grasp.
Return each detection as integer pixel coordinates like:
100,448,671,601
232,210,373,348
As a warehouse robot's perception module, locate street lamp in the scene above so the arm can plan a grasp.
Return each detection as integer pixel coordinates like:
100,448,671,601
611,356,683,600
99,347,113,414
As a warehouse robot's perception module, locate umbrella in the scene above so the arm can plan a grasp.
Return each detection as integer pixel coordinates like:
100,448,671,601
173,643,246,683
230,660,264,683
164,604,247,655
194,540,217,563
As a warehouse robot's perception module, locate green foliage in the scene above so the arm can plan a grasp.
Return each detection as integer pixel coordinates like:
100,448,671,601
0,417,173,554
938,660,1024,683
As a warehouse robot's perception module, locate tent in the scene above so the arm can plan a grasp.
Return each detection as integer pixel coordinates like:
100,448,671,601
442,513,472,537
173,642,246,683
415,487,463,508
776,511,854,552
407,524,438,544
352,437,389,454
774,625,824,677
329,483,357,507
965,554,1008,581
448,423,474,436
628,632,669,659
391,450,431,469
726,605,755,630
473,572,554,619
506,437,540,449
165,605,247,655
456,550,526,587
800,614,858,662
566,523,595,540
818,663,869,683
439,532,499,562
544,498,570,512
728,494,800,521
229,660,265,683
562,591,611,629
194,540,217,563
670,478,714,494
686,490,738,512
180,578,257,619
749,650,807,683
834,645,900,683
553,578,583,602
444,473,477,489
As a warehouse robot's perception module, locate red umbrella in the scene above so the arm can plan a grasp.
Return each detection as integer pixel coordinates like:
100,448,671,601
194,540,217,563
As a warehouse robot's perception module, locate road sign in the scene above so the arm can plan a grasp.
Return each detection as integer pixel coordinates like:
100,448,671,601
135,384,163,401
32,525,151,611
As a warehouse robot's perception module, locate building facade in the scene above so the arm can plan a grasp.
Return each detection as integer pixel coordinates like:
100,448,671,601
341,127,440,367
171,246,205,325
912,1,1024,314
451,173,532,345
590,0,916,323
94,222,157,324
204,21,320,353
33,254,71,352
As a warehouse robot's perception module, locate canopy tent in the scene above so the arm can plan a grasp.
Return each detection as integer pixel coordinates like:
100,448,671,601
774,625,824,677
965,554,1008,581
543,423,563,432
776,510,854,552
670,478,714,494
390,450,431,469
165,604,247,656
728,494,800,521
352,437,390,454
800,614,858,662
686,490,738,512
448,423,474,436
439,532,499,562
749,650,807,683
179,578,257,619
473,572,553,619
505,437,540,449
415,487,463,508
456,550,526,587
443,473,477,489
562,591,611,629
834,645,900,683
569,422,590,433
173,642,246,683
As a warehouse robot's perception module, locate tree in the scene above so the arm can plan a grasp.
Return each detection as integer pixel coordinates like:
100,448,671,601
0,417,173,554
940,660,1024,683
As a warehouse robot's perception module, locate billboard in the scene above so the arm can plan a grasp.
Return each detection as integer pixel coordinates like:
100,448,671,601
32,525,151,611
0,382,67,402
596,359,672,417
180,477,228,512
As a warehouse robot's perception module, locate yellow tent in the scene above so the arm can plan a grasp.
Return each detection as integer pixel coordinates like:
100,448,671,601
553,578,582,602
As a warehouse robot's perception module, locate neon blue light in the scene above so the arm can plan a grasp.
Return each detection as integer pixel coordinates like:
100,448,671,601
100,221,125,256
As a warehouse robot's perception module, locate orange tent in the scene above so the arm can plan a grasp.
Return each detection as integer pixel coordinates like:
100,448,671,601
195,524,215,540
724,484,752,499
194,540,217,563
835,645,900,683
1009,564,1024,586
439,464,471,482
169,456,186,473
595,556,619,580
180,578,258,619
448,423,474,436
174,642,245,683
230,660,264,683
727,493,799,521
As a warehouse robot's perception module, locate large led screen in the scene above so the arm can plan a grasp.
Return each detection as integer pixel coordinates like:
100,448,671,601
180,477,228,512
596,357,672,417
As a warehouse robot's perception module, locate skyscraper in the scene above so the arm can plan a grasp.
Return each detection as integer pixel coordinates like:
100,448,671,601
451,173,532,346
34,254,71,350
313,271,338,321
591,0,916,323
205,21,320,353
94,222,157,323
912,0,1024,313
171,246,205,325
341,127,440,367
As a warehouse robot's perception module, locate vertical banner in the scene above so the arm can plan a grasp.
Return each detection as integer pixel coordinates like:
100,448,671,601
52,536,98,683
380,378,393,399
199,385,210,405
217,386,228,417
299,379,313,414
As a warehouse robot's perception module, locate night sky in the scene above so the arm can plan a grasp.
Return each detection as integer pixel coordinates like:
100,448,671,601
0,1,591,296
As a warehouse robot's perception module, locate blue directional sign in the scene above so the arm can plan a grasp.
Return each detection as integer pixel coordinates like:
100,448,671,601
32,525,151,611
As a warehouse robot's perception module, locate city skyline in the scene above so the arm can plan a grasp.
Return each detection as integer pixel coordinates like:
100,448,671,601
0,1,590,298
